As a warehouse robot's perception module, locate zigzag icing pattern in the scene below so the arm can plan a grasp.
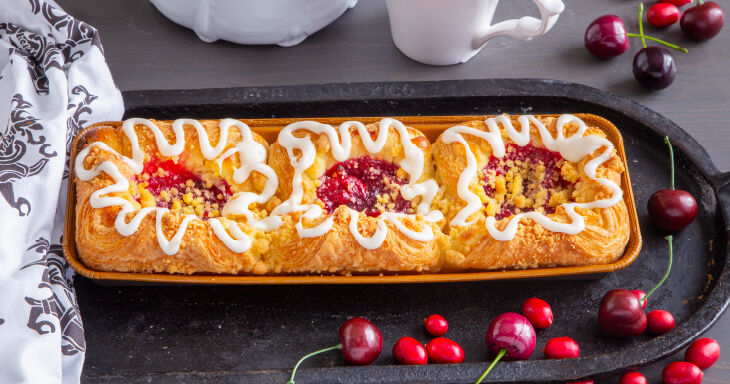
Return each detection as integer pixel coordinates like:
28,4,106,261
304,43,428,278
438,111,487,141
270,118,444,250
74,118,281,255
441,114,623,241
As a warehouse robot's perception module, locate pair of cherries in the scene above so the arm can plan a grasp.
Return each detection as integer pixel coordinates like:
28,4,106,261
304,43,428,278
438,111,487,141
599,137,697,339
647,1,725,40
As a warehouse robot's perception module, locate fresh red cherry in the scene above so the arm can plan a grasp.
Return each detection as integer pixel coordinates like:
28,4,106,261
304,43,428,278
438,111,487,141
661,0,693,6
522,297,553,329
287,317,382,384
475,313,537,383
632,290,648,309
647,137,697,231
338,317,383,365
598,289,647,337
662,361,703,384
486,312,537,360
585,15,630,58
619,371,648,384
543,337,580,359
685,338,721,369
648,190,698,231
647,310,676,334
426,337,464,364
681,1,725,41
648,3,681,27
424,314,449,336
633,47,677,90
392,337,428,365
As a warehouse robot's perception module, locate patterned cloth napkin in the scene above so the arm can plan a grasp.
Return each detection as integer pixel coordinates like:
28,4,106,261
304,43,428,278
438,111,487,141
0,0,123,382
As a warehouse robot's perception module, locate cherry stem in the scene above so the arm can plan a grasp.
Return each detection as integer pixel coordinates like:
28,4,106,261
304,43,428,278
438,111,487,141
287,344,343,384
665,136,675,190
642,235,673,305
639,3,647,48
475,348,507,384
625,34,689,53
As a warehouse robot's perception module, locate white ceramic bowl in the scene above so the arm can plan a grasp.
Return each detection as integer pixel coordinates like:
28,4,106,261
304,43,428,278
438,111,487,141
150,0,358,47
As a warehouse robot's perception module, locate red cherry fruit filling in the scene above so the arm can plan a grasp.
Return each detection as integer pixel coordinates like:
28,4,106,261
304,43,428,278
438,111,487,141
317,156,413,217
482,144,573,220
135,157,232,219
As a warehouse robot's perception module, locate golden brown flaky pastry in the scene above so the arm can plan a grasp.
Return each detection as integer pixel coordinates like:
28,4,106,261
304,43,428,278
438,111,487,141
75,120,273,275
432,115,630,271
264,122,448,274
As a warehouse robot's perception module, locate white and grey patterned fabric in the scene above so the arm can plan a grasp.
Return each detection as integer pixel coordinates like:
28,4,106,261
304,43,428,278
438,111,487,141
0,0,123,382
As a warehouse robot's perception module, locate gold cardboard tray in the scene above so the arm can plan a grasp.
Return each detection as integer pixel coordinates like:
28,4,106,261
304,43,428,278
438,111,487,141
63,114,642,284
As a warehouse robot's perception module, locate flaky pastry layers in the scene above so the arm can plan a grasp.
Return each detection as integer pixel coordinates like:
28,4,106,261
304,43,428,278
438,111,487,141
265,120,447,274
432,115,630,271
75,119,275,274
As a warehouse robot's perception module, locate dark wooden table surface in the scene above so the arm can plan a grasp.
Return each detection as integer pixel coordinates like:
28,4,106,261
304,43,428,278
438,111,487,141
60,0,729,382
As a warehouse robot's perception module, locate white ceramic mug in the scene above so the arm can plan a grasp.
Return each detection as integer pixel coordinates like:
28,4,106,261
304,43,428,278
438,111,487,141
386,0,565,65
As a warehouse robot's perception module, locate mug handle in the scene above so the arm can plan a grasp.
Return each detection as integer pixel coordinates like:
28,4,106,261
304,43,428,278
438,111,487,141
473,0,565,50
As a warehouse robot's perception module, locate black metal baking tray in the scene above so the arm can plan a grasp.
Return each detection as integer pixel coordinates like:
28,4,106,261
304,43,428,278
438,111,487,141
77,79,730,383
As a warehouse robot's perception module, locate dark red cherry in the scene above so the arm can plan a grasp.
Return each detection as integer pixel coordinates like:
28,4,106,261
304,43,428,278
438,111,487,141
485,313,536,360
633,47,677,90
598,289,647,337
476,313,537,383
681,1,725,41
647,189,697,231
287,317,382,384
585,15,630,58
338,317,383,365
632,290,648,309
648,3,681,28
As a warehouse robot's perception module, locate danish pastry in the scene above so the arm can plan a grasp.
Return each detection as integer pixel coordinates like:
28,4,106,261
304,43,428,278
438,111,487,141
432,114,629,271
74,118,279,274
264,119,447,274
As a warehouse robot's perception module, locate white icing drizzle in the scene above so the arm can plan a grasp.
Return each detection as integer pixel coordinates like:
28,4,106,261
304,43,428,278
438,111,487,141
74,118,280,254
271,119,443,246
442,114,623,241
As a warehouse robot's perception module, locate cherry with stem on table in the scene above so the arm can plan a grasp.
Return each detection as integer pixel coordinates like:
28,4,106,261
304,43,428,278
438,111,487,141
647,137,697,231
287,317,382,384
681,0,725,41
474,313,536,384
